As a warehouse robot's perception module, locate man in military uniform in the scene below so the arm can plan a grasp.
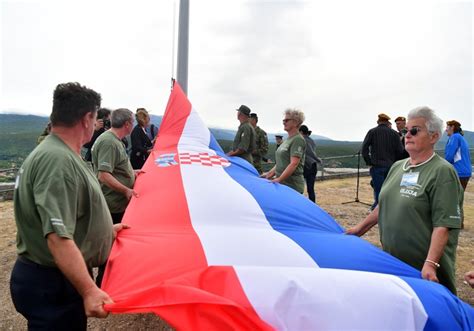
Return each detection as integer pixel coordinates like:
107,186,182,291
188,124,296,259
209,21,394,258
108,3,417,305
249,113,269,174
227,105,256,164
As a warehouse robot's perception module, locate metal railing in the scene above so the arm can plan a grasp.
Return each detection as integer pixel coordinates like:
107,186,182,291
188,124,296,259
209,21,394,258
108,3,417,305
1,148,473,200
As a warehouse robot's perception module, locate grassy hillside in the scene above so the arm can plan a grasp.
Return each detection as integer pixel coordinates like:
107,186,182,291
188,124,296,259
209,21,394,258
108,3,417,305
1,113,472,171
0,115,49,169
218,139,363,169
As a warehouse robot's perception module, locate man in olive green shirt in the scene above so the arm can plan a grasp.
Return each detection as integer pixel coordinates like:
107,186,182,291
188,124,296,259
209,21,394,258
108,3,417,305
92,108,137,224
249,113,269,174
227,105,256,164
11,82,126,330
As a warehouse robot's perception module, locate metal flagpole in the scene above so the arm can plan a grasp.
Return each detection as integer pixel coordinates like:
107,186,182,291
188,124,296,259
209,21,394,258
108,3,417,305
176,0,189,95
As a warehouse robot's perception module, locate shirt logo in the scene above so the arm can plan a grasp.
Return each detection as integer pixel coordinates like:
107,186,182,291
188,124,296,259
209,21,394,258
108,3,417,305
400,172,420,197
400,188,418,197
400,172,419,187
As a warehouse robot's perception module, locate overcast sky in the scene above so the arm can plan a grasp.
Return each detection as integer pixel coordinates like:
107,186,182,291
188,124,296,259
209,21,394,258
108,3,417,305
1,0,472,141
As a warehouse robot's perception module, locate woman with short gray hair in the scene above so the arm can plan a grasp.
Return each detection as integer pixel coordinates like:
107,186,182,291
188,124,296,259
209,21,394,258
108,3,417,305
407,106,443,137
261,108,306,193
347,106,463,294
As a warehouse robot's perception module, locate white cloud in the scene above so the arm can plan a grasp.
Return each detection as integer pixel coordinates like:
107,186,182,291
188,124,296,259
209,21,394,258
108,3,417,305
1,0,472,140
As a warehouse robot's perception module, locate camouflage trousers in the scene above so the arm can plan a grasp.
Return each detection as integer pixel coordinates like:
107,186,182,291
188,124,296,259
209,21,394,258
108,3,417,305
253,156,263,174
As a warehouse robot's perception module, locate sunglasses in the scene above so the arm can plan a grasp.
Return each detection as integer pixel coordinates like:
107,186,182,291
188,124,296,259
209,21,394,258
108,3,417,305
407,127,425,136
283,119,293,123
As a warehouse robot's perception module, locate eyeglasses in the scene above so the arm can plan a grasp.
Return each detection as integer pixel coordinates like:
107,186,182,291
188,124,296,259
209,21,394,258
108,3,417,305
283,119,293,123
407,127,425,136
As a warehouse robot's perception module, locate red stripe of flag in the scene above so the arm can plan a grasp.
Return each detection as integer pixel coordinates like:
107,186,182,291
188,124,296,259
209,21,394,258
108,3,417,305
102,83,272,330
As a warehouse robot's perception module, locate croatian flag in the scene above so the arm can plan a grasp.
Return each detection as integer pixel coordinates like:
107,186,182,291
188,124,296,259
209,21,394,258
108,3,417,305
102,83,474,330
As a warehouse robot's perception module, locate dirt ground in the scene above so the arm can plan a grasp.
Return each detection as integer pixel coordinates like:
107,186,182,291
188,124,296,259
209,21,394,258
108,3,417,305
0,176,472,330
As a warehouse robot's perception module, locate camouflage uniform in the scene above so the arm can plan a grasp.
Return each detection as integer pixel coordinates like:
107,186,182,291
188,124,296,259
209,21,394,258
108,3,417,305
252,126,269,174
232,122,256,164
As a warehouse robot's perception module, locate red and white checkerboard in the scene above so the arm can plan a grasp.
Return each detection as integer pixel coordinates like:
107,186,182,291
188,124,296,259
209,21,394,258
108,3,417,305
179,153,231,168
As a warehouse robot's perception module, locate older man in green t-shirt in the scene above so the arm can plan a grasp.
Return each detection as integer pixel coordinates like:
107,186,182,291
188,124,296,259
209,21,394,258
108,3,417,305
92,108,137,224
227,105,256,164
11,82,127,330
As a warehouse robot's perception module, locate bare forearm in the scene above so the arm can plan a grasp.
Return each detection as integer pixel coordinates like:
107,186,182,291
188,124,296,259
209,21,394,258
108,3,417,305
47,234,95,297
47,233,113,317
275,157,300,183
262,166,276,179
347,206,379,236
426,227,449,264
99,171,130,195
276,163,298,182
228,148,246,156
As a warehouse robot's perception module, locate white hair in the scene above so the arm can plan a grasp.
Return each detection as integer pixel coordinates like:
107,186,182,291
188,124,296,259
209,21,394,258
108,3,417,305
284,108,305,126
407,106,443,139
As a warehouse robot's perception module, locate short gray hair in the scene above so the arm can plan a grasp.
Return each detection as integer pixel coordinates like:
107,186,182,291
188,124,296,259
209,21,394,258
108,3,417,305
111,108,133,128
284,108,305,127
407,106,443,141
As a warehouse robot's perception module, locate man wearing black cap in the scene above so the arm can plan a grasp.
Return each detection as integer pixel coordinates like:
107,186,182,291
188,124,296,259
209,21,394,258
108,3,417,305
249,113,269,174
362,113,404,210
227,105,256,164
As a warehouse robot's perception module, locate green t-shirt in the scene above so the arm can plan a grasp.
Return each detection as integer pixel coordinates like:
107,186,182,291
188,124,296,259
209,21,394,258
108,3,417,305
232,122,256,163
275,134,306,193
378,155,462,294
14,134,114,268
92,131,135,213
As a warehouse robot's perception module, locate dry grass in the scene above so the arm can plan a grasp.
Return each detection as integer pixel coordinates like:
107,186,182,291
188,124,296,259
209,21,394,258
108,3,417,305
0,176,472,329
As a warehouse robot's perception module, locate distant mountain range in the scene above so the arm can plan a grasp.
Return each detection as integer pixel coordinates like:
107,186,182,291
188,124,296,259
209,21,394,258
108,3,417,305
1,113,472,170
0,113,333,142
2,113,474,145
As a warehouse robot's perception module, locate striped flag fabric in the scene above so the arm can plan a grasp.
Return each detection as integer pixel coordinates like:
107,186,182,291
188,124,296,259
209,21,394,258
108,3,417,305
102,83,474,330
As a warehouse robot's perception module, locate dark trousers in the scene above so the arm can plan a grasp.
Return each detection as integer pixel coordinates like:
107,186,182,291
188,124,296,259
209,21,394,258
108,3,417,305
459,177,470,191
10,257,87,331
304,163,317,203
369,166,390,210
96,211,124,287
459,177,470,228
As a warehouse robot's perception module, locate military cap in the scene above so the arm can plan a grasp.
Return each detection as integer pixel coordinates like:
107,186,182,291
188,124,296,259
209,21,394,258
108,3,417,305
394,116,406,122
236,105,251,116
378,113,391,121
250,113,258,119
275,135,283,139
